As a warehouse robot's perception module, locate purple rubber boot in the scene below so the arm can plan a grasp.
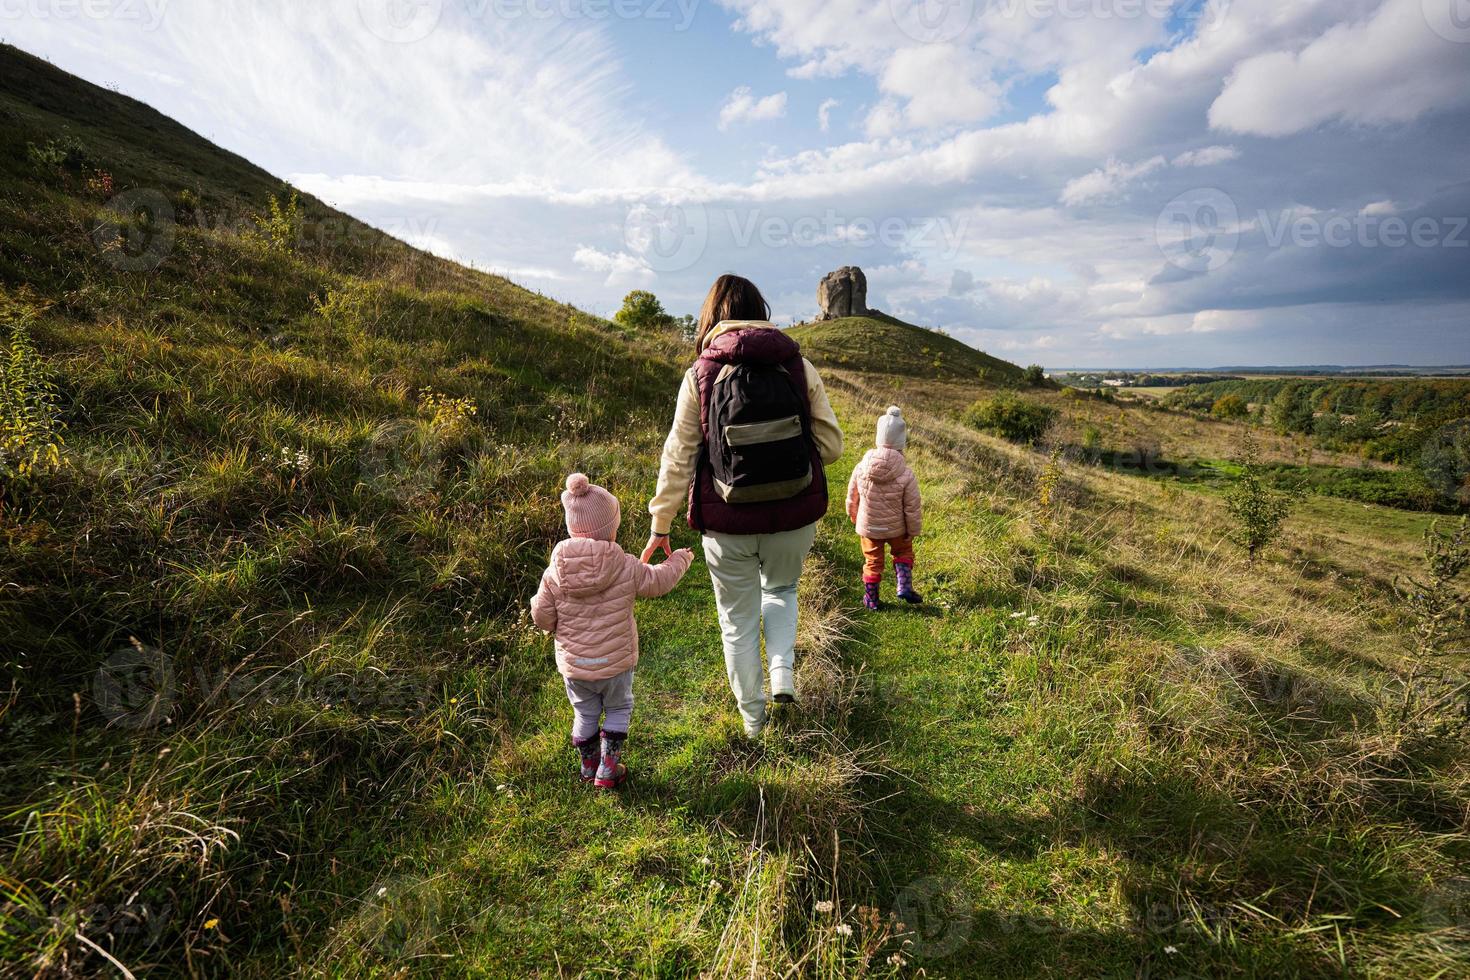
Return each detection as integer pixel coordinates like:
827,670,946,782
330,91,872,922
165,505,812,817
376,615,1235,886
895,562,922,604
863,581,881,611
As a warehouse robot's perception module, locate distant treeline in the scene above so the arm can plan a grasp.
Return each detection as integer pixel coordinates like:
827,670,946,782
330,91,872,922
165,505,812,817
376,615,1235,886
1059,372,1244,388
1164,379,1470,509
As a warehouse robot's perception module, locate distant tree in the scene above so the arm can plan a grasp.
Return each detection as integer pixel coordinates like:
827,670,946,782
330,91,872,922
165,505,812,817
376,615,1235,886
1210,394,1248,420
674,313,697,345
614,290,674,331
1224,433,1294,563
1023,364,1046,386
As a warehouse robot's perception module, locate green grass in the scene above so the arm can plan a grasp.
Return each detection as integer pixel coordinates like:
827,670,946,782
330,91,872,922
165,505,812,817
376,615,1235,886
3,43,1469,979
787,313,1027,385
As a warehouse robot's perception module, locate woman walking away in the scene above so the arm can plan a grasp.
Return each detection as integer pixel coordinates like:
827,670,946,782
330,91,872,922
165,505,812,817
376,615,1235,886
533,473,693,789
643,275,844,738
846,406,922,610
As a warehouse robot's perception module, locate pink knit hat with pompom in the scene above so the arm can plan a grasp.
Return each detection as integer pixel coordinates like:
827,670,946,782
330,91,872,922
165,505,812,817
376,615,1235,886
561,473,621,541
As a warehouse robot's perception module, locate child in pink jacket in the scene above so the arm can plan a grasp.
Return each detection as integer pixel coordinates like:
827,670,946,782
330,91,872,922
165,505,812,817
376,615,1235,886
846,406,922,611
531,473,692,789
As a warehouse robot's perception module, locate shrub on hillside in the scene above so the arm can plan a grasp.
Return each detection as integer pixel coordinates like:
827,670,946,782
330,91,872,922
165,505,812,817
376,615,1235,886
1211,393,1247,419
1,316,65,479
1024,364,1045,386
251,189,302,254
963,392,1057,444
1224,434,1294,563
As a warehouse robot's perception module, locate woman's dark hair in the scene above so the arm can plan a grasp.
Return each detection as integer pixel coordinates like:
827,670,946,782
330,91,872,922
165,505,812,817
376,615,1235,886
696,275,770,349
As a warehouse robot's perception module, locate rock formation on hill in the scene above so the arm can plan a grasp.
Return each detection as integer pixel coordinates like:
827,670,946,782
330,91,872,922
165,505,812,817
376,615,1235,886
817,266,869,320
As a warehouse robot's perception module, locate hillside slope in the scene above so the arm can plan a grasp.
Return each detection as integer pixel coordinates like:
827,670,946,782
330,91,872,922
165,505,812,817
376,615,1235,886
788,311,1027,383
3,44,1468,980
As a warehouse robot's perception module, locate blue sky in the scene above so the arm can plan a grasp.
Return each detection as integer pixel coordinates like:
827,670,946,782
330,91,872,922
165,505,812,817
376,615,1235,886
6,0,1470,366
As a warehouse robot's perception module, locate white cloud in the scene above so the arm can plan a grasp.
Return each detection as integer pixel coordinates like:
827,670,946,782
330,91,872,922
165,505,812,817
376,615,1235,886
1171,145,1240,167
817,98,840,133
572,246,654,288
1059,156,1166,206
719,86,789,130
1209,0,1470,137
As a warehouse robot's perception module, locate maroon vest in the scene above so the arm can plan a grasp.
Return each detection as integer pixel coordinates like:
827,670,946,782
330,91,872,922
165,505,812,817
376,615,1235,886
687,328,829,535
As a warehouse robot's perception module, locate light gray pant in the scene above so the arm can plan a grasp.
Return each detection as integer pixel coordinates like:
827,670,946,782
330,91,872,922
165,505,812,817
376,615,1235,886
702,522,818,735
564,669,635,742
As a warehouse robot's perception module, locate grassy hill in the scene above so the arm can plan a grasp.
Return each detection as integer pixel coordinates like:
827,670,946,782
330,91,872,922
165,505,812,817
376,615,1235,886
787,311,1028,384
4,44,1470,979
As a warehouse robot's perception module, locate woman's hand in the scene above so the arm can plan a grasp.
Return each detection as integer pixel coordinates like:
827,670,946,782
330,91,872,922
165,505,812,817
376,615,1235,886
639,533,672,563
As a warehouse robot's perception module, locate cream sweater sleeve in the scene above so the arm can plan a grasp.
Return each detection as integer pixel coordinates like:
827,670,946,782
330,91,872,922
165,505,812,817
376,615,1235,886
648,368,702,536
803,358,845,466
647,359,845,535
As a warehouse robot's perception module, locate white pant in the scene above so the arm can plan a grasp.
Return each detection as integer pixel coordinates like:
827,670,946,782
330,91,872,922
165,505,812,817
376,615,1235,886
701,522,818,735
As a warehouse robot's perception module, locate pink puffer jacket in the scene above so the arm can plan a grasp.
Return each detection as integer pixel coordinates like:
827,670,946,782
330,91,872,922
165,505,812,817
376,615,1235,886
846,447,922,540
530,538,692,680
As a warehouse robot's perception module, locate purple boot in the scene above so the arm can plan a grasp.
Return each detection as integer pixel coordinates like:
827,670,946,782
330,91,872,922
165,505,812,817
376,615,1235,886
895,562,922,604
863,581,881,611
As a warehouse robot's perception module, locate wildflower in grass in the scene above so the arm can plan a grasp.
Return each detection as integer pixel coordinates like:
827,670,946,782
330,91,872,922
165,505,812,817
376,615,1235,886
835,923,853,937
1164,945,1179,954
262,446,311,475
814,900,834,913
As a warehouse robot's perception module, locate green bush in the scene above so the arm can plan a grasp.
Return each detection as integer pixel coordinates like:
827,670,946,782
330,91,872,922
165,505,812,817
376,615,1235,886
613,290,674,332
1211,394,1248,419
1024,364,1046,386
963,391,1057,444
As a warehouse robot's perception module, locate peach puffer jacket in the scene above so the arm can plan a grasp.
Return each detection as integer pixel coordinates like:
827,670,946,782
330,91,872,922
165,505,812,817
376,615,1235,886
530,538,692,681
846,447,922,540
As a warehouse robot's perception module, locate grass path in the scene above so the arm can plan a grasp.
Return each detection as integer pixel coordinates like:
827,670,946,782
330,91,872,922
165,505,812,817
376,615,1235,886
299,392,1462,978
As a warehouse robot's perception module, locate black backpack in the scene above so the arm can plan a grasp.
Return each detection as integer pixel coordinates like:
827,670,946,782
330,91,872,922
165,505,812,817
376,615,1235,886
706,361,814,503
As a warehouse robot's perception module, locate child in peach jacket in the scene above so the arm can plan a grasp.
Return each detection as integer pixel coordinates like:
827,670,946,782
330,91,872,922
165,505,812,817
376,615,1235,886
531,473,692,789
846,406,922,610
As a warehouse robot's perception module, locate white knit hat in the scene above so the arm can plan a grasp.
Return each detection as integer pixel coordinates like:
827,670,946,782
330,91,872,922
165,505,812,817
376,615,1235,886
561,473,621,541
876,405,907,450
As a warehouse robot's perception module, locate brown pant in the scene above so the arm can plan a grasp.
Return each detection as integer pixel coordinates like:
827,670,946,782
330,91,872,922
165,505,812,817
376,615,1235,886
861,535,914,583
